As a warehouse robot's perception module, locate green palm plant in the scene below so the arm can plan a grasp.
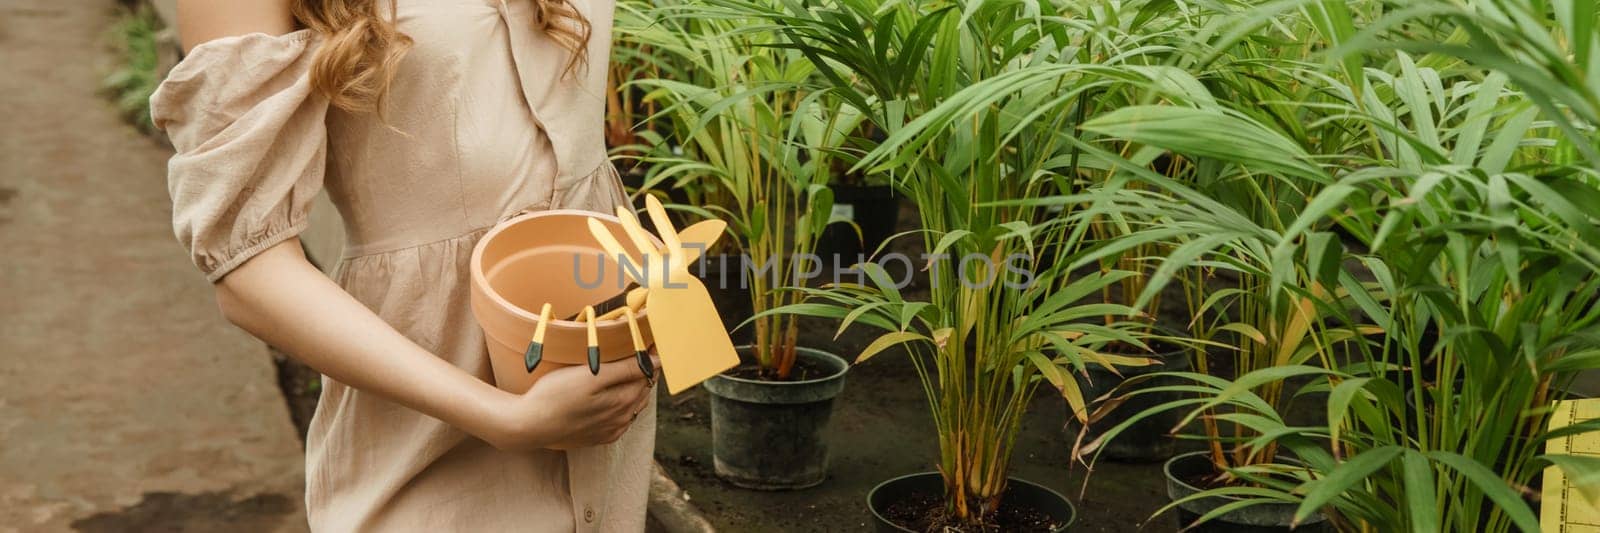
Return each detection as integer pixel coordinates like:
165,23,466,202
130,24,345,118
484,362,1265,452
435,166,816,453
708,0,1190,525
606,0,672,161
1343,0,1599,169
1071,0,1600,525
1041,111,1352,477
1038,2,1369,481
1090,117,1600,531
1251,1,1600,530
1305,165,1600,532
611,0,712,201
621,0,859,378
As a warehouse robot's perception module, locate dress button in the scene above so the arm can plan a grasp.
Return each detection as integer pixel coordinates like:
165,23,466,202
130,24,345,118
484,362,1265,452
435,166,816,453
583,505,595,523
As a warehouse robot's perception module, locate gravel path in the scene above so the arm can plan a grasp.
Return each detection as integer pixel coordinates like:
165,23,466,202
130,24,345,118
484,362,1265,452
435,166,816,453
0,2,308,531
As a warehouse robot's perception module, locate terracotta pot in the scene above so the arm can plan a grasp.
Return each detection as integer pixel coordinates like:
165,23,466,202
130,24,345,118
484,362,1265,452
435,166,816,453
470,210,657,393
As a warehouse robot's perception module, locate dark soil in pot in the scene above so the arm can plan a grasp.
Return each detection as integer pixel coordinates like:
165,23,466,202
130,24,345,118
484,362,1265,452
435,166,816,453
816,183,900,262
1067,341,1190,462
702,346,849,490
1165,451,1331,532
868,472,1075,532
721,354,836,381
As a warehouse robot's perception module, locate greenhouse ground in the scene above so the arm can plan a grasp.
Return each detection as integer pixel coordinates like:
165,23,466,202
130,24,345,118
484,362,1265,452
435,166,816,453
654,332,1172,533
0,1,306,530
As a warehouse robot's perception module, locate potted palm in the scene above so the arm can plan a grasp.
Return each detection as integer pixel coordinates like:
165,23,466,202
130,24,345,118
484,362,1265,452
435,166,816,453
1101,1,1600,530
1053,142,1347,530
1071,0,1600,527
1042,0,1435,526
610,0,716,205
1028,2,1211,463
720,0,1175,528
623,0,862,490
1054,46,1360,533
1084,78,1600,533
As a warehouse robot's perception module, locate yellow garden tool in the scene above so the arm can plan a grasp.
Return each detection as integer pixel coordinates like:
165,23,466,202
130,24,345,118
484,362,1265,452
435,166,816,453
620,209,727,269
622,307,655,386
524,303,554,373
595,287,647,322
582,306,600,375
575,216,728,320
575,294,654,380
586,196,739,394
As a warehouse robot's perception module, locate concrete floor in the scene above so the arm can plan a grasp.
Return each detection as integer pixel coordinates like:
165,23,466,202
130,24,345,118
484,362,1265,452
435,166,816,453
0,1,308,531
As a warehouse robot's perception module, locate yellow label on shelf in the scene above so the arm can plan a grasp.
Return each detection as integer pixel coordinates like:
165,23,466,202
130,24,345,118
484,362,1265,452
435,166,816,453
1543,399,1600,532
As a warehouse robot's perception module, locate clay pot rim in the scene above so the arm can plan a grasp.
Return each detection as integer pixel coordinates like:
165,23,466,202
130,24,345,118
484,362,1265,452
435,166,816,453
470,209,657,329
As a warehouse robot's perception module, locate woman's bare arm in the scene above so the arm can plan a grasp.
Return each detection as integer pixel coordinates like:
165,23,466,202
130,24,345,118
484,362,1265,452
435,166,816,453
176,0,295,52
214,241,514,444
216,240,654,450
178,0,653,451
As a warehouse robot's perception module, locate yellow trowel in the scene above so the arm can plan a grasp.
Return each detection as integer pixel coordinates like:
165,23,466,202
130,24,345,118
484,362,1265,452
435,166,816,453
572,214,726,320
585,197,739,394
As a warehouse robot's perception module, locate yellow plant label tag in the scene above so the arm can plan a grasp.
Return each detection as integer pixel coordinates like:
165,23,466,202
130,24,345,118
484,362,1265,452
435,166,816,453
1542,398,1600,532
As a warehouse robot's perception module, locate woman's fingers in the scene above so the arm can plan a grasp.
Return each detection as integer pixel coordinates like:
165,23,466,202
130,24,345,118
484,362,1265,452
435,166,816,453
628,381,653,414
594,357,652,388
511,356,659,450
560,353,660,390
610,376,652,414
629,355,661,388
600,376,650,421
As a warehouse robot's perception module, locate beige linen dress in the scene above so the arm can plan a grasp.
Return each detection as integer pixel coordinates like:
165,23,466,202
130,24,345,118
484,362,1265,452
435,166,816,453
149,0,655,530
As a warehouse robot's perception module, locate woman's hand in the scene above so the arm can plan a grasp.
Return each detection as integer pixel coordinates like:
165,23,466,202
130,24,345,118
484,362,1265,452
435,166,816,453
484,356,660,451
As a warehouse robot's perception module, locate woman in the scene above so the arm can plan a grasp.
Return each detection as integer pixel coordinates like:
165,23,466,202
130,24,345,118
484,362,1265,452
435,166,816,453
150,0,656,530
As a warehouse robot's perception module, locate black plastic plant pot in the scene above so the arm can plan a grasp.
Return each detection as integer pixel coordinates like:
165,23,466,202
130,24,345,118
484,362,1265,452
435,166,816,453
1068,345,1190,462
816,184,900,262
1164,451,1332,532
867,472,1076,532
701,346,849,490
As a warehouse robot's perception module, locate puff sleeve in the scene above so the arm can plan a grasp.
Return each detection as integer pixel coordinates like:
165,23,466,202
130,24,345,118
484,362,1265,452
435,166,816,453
150,30,328,282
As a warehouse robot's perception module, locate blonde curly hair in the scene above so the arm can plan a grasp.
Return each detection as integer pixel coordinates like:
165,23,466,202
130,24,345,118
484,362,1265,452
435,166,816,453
291,0,591,113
